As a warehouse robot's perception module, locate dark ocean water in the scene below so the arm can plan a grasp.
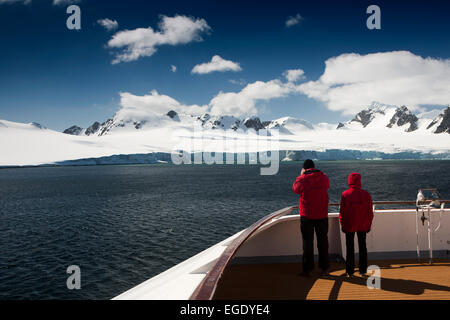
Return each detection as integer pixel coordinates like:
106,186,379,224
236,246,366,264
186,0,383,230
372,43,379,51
0,161,449,299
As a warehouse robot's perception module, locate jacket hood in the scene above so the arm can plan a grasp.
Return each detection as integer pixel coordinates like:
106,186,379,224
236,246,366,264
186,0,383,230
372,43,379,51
348,172,362,189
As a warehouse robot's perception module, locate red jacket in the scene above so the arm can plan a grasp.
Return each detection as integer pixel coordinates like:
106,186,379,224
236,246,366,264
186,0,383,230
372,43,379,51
292,169,330,219
339,172,374,233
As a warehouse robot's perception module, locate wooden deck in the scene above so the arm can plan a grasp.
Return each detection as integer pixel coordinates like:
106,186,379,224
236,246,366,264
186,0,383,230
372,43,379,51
213,259,450,300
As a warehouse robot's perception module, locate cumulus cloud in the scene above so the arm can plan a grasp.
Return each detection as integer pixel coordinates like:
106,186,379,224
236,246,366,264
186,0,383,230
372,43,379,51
97,18,118,31
171,65,177,72
283,69,305,82
107,15,210,64
285,14,302,28
118,90,208,120
119,77,296,119
297,51,450,115
53,0,81,5
209,80,293,116
191,55,242,74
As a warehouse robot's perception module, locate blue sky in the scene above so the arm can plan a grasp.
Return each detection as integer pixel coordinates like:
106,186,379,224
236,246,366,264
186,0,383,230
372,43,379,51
0,0,449,131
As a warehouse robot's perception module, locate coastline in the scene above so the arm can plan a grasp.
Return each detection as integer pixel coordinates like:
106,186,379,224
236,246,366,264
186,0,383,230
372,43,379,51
1,149,449,169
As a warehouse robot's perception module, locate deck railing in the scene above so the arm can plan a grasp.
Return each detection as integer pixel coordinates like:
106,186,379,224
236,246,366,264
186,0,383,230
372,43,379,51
329,200,450,207
190,200,449,300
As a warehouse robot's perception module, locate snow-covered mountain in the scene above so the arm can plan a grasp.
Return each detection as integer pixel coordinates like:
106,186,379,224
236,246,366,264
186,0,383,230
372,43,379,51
62,111,276,136
336,102,447,133
64,101,449,137
426,107,450,134
63,121,103,136
262,117,314,135
0,102,449,166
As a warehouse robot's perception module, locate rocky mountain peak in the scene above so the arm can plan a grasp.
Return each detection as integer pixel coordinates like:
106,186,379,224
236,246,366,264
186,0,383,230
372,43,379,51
167,110,178,119
386,105,418,132
63,120,109,136
196,114,241,130
435,107,450,134
351,108,386,127
85,122,101,136
428,107,450,134
63,125,83,135
243,117,265,131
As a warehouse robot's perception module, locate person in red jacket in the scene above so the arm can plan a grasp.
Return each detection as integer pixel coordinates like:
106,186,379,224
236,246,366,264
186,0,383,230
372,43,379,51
292,159,330,276
339,172,374,276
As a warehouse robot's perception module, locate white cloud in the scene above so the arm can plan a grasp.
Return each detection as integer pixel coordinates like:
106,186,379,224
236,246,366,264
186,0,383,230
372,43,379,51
285,14,302,28
107,15,210,64
191,55,242,74
97,18,118,32
118,90,208,120
297,51,450,115
283,69,305,82
209,80,293,116
118,77,296,119
53,0,81,5
171,65,177,72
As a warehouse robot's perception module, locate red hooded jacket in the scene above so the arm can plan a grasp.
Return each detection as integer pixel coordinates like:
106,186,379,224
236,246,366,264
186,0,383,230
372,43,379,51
292,169,330,219
339,172,374,233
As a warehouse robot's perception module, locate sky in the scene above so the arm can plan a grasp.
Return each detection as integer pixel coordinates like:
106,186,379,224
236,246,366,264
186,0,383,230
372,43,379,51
0,0,449,131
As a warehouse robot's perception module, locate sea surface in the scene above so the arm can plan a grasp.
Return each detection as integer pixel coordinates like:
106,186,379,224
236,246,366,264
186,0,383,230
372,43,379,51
0,161,449,299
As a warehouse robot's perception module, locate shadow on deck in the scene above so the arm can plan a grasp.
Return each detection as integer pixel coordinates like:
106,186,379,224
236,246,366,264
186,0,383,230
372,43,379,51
213,259,450,300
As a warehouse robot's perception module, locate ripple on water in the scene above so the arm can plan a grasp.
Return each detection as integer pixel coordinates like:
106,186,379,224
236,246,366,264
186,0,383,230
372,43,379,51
0,161,449,299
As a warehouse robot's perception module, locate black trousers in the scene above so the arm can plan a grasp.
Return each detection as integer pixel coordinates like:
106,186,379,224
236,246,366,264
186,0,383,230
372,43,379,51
345,231,368,275
300,216,329,272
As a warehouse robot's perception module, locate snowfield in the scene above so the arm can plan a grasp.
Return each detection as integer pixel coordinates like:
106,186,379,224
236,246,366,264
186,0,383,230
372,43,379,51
0,102,449,166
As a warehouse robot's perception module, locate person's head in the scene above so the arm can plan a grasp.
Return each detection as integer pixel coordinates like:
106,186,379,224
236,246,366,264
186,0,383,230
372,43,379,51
348,172,362,188
303,159,315,170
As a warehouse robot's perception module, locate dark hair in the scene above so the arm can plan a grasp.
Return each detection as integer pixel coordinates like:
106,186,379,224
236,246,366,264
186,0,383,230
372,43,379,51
303,159,315,170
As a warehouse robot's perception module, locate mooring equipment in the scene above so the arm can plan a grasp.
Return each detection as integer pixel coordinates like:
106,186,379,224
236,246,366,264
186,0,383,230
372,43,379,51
415,188,445,264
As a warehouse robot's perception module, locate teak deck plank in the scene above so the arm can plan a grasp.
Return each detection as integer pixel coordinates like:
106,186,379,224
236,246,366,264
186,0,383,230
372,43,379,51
213,259,450,300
